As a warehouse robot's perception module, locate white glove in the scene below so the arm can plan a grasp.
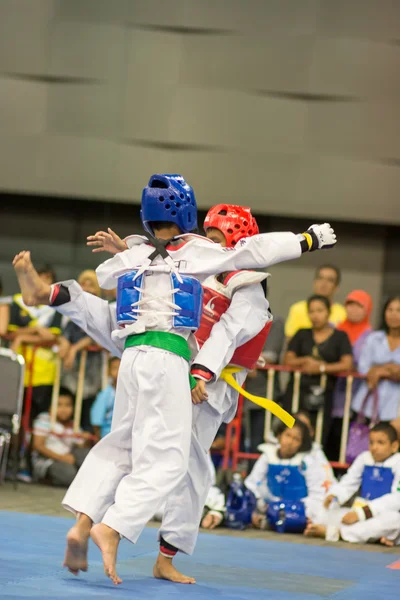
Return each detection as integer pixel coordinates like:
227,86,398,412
306,223,337,251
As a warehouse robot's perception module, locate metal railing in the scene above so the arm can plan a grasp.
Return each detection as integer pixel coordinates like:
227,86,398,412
222,364,366,471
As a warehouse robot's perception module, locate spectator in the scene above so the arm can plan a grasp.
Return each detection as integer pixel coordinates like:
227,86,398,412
59,270,103,431
90,357,120,440
328,290,373,459
351,295,400,422
259,410,335,488
305,423,400,545
244,315,285,452
285,265,346,339
6,265,62,420
31,387,91,487
283,295,353,449
244,420,327,530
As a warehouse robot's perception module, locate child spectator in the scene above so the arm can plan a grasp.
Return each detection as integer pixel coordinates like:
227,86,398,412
90,357,120,440
31,388,91,487
245,420,327,531
305,423,400,545
260,410,335,490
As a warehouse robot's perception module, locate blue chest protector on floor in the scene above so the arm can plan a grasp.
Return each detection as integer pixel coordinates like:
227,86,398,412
116,270,203,329
266,464,308,533
361,465,394,501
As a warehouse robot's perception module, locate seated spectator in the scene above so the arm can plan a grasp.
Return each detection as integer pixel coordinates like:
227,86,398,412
283,295,353,449
59,270,103,431
328,290,373,459
244,420,327,531
352,296,400,422
305,423,400,545
31,388,91,487
285,265,346,339
90,357,120,440
6,265,62,420
245,315,285,452
259,410,336,489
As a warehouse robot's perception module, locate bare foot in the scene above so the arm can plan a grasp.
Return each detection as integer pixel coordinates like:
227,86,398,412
153,553,196,584
12,251,50,306
304,523,327,538
91,523,122,585
380,536,394,547
63,519,91,575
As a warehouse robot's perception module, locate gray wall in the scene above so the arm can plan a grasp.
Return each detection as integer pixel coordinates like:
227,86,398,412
0,0,400,224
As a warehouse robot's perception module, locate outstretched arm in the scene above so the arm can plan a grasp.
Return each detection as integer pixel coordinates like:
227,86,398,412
12,251,122,357
184,224,337,277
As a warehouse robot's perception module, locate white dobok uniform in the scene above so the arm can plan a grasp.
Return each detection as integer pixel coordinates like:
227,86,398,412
320,451,400,544
61,231,302,548
244,444,328,522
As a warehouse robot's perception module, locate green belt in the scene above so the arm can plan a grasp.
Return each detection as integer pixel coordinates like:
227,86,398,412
124,331,197,389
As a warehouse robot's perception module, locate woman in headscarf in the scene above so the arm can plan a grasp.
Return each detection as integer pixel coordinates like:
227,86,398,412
328,290,373,459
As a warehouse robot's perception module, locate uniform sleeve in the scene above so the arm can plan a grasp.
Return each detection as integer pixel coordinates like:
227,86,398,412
185,232,302,277
205,486,226,513
302,455,328,511
54,280,123,357
193,283,270,378
328,453,366,505
90,388,109,427
244,453,270,500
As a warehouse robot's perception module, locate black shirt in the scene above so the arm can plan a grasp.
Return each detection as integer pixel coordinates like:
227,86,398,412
288,328,352,392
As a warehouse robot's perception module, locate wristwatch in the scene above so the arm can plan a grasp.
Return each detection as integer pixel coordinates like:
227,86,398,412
319,363,326,374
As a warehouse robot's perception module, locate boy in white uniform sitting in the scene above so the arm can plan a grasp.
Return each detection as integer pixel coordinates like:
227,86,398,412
305,422,400,544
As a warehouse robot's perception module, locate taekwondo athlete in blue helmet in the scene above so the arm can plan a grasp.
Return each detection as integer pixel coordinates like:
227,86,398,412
13,174,338,585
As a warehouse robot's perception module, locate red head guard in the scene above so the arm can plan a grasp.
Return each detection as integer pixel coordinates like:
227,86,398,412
203,204,259,248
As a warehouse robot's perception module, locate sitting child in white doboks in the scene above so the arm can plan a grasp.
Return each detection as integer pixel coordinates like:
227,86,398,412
305,422,400,545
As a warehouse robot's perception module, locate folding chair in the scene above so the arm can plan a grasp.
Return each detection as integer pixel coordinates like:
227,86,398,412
0,348,25,485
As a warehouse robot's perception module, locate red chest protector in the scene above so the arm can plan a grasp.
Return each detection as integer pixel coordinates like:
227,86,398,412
195,270,272,370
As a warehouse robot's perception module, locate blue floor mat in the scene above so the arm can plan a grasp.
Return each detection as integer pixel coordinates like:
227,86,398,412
0,512,398,599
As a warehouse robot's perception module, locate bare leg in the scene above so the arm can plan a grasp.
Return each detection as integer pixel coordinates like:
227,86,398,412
304,523,327,538
12,251,51,306
153,553,196,584
63,513,92,575
91,523,122,585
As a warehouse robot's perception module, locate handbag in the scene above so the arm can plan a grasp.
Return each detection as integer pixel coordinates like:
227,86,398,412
346,389,379,464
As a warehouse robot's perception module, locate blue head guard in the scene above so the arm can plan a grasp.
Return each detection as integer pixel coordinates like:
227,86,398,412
140,174,198,235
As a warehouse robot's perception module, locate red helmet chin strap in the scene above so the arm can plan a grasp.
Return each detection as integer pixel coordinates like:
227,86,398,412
204,204,259,248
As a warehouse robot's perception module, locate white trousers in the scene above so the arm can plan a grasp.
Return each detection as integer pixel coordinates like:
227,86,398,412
158,372,245,554
318,507,400,545
62,346,192,543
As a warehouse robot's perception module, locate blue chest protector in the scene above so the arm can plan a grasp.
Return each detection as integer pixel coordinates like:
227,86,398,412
361,465,394,501
267,463,308,502
116,270,203,330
